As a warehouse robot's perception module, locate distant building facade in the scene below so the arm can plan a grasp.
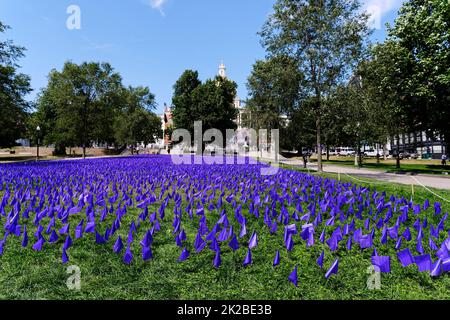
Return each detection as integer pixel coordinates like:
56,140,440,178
217,62,249,130
157,103,173,149
390,132,447,159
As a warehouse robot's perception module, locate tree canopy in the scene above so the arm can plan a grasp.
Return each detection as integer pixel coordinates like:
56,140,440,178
0,22,32,148
172,70,238,150
36,62,161,156
260,0,371,171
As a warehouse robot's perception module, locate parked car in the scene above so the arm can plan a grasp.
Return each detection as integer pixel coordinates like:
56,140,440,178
321,148,338,156
392,150,418,160
409,152,419,159
363,149,379,157
338,147,355,156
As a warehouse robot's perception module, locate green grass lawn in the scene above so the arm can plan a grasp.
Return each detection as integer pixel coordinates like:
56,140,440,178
1,165,450,300
315,158,450,175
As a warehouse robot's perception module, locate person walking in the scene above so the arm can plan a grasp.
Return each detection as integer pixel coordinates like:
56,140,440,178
442,154,447,166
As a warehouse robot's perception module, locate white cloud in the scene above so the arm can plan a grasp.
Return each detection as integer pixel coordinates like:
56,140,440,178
362,0,405,29
148,0,168,16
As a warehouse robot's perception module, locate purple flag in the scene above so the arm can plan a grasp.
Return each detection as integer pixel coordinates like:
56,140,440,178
75,219,84,239
429,237,439,251
249,231,258,249
239,223,247,238
346,236,352,250
416,240,424,255
317,251,324,269
395,237,402,250
243,248,252,267
209,238,220,252
288,266,298,287
62,249,69,264
213,250,221,268
85,221,96,233
371,256,391,273
21,225,28,248
359,234,373,250
140,230,153,248
273,250,280,267
326,236,338,252
414,254,432,272
59,223,69,235
397,248,414,267
319,229,325,243
113,236,123,254
63,235,73,250
372,248,378,257
325,259,339,279
442,257,450,273
142,246,153,261
228,234,239,251
436,243,449,260
178,247,190,262
123,244,133,265
430,259,442,277
194,233,206,253
33,236,45,251
402,227,412,241
95,231,106,244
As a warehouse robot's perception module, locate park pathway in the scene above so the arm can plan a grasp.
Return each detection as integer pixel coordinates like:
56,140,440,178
280,159,450,191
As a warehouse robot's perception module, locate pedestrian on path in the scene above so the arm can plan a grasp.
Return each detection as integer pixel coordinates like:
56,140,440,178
442,154,447,166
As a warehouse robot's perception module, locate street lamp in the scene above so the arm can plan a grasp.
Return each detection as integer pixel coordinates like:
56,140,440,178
36,126,41,161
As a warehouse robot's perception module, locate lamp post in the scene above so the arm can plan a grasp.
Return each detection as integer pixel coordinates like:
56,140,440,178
36,126,41,161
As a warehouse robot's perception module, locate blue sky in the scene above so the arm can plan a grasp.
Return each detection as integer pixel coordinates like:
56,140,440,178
0,0,405,114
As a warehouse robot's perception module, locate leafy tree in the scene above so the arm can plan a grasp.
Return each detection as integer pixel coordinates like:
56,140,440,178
260,0,371,171
281,99,317,158
36,62,122,157
246,56,302,131
192,76,238,138
172,70,202,136
0,22,32,147
172,71,238,152
387,0,450,157
114,86,162,152
359,41,415,168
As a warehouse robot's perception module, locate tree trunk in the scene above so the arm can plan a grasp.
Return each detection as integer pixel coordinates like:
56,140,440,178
396,134,401,169
296,144,303,157
358,142,363,168
326,145,330,161
82,98,88,160
376,144,380,164
316,119,323,172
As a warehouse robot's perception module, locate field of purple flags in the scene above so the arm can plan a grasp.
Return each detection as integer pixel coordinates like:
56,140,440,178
0,155,449,290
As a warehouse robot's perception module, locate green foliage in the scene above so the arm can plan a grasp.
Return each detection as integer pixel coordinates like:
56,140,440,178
259,0,371,170
172,70,238,144
281,99,317,152
386,0,450,154
36,62,123,155
114,102,162,147
0,22,32,147
35,63,161,155
172,70,202,136
246,56,302,131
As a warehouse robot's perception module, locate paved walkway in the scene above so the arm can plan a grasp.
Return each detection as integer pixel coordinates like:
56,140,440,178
280,159,450,191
